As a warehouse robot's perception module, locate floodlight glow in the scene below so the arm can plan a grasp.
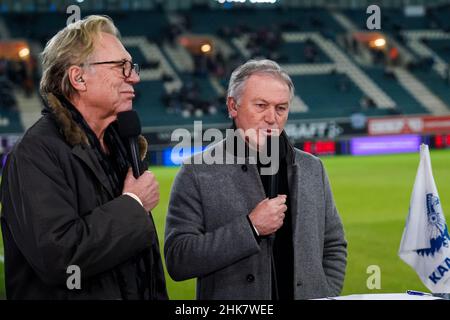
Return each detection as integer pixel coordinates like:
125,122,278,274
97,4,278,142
374,38,386,47
201,44,212,53
18,47,30,58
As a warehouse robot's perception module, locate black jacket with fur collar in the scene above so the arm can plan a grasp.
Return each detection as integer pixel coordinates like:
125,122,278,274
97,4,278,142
0,94,168,300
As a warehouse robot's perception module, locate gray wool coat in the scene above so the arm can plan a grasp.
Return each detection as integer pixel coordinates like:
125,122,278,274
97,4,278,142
164,133,347,300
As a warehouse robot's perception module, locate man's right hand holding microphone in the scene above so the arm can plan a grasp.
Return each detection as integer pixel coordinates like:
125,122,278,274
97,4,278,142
122,168,160,212
248,195,287,236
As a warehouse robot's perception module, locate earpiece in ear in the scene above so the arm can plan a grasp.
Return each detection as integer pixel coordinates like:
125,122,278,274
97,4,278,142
77,77,84,83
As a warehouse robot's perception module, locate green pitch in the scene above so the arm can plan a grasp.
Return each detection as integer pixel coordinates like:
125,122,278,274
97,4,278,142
1,149,449,299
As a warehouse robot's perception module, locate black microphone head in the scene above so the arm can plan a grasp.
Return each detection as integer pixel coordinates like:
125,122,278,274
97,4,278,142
117,110,141,137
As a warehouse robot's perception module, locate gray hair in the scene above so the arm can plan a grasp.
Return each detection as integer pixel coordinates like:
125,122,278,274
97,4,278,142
227,59,294,104
40,15,119,100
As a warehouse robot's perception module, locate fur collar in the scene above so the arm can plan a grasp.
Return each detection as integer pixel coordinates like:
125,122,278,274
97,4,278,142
45,93,148,161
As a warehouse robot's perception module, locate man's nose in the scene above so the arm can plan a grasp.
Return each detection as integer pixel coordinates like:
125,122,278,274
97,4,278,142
264,107,276,124
126,70,140,84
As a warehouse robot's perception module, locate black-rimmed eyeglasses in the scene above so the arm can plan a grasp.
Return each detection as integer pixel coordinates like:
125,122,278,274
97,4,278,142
82,59,140,78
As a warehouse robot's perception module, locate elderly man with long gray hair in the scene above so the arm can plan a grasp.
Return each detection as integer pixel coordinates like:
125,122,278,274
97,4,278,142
0,15,167,300
165,59,347,300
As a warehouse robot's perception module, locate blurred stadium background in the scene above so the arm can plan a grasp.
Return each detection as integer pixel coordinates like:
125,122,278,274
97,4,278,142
1,0,450,299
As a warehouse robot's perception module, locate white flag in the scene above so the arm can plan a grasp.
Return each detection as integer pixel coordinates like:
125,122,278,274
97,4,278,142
399,144,450,293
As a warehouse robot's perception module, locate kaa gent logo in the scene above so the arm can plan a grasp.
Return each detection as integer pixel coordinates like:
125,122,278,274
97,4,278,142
417,194,450,257
66,265,81,290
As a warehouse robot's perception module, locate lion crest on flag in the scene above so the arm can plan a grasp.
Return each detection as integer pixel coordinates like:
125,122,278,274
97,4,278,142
416,194,450,257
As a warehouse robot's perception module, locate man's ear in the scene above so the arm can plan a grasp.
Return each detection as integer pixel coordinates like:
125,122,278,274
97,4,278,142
68,65,86,92
227,97,238,118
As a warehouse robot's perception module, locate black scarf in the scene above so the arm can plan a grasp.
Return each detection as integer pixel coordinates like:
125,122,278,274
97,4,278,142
227,122,294,299
43,95,130,197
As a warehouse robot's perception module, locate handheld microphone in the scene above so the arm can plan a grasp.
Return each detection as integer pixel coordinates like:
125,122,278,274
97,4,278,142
117,110,144,178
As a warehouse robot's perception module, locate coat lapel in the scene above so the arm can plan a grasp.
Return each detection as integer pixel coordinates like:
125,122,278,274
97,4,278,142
71,145,114,199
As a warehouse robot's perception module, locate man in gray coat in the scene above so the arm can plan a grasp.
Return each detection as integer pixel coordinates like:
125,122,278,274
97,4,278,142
164,59,347,300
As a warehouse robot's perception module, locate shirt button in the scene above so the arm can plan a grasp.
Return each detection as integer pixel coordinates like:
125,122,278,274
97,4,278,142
241,165,248,172
246,274,255,283
296,280,303,286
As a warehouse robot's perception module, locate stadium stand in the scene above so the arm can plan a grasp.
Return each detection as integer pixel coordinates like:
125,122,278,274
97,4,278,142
0,2,450,131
